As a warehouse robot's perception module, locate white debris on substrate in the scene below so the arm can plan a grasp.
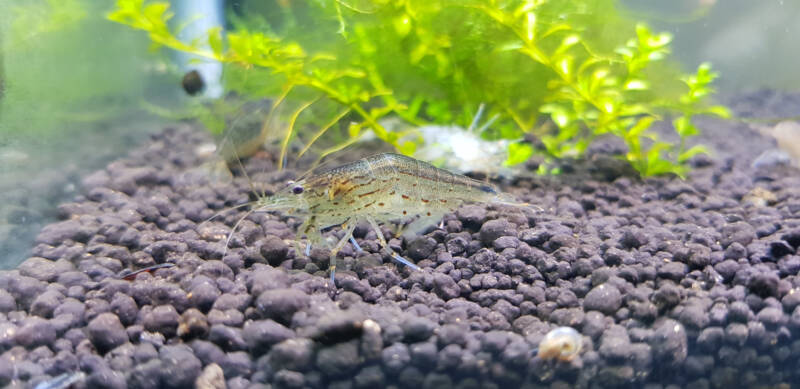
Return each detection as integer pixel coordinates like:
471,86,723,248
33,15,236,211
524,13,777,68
752,120,800,168
386,104,525,178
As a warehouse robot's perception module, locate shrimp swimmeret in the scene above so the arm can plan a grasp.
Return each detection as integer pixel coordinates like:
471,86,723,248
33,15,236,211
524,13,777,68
227,152,524,284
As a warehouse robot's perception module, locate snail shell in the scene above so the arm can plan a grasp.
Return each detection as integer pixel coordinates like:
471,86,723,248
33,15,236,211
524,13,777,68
537,326,582,361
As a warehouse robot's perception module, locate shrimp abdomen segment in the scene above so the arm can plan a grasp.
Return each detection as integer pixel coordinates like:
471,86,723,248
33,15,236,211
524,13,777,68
303,153,501,218
360,153,499,216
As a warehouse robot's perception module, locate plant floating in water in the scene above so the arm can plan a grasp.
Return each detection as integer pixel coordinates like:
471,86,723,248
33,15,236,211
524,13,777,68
108,0,729,177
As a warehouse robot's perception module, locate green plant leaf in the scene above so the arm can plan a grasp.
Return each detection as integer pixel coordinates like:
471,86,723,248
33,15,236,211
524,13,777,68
624,79,648,90
208,26,224,57
107,0,729,177
393,14,412,37
505,142,534,166
627,116,656,139
706,105,731,118
673,116,698,137
399,141,417,155
678,145,708,163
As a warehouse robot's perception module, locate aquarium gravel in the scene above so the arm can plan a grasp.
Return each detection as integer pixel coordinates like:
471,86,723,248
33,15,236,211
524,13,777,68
2,91,800,388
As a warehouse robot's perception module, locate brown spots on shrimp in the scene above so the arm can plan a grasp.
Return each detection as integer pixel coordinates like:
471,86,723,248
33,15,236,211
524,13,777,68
329,179,356,200
358,189,381,198
303,216,317,234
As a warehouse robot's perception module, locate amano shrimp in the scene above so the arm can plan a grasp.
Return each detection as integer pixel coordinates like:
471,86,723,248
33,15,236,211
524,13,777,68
228,152,523,284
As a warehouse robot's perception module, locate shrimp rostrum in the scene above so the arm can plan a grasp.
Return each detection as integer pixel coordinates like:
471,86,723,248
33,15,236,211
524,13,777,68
232,152,522,284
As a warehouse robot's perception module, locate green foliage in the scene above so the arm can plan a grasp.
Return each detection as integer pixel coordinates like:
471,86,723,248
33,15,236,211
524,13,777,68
6,0,87,43
108,0,728,176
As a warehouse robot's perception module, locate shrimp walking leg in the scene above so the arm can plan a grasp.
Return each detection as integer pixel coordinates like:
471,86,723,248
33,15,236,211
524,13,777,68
328,222,357,284
349,237,362,252
366,216,421,272
305,236,361,257
297,218,325,257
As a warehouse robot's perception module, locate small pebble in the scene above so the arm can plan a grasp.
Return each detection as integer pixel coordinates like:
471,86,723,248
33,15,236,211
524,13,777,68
268,338,314,372
316,341,361,377
583,284,622,314
196,363,226,389
159,345,203,388
87,313,128,353
255,289,310,324
15,317,56,348
143,305,180,337
242,320,295,355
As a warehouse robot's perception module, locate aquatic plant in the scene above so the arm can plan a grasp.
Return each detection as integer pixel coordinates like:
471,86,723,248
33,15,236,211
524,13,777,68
108,0,729,177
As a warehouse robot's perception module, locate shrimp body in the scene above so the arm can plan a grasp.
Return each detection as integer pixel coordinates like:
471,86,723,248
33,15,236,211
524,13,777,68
247,153,519,283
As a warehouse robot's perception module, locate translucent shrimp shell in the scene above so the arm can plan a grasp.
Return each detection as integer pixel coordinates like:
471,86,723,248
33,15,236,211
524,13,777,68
254,152,519,236
537,326,582,361
246,152,523,283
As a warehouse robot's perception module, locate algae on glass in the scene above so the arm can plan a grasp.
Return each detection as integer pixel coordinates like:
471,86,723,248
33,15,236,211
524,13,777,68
108,0,729,177
0,0,176,268
0,0,174,137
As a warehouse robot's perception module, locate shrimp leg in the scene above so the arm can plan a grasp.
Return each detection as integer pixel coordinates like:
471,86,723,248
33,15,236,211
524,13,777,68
297,216,326,257
365,216,421,272
328,221,357,284
349,237,362,252
305,237,361,256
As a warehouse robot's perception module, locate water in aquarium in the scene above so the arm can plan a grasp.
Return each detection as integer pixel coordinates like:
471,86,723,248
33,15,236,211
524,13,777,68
1,0,800,388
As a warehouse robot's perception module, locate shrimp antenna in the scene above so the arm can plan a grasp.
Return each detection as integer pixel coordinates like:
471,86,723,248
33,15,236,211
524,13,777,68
199,201,257,226
222,207,259,257
214,105,276,256
220,188,292,256
225,130,265,202
198,123,264,230
477,113,499,134
467,103,486,133
223,136,274,257
227,100,268,141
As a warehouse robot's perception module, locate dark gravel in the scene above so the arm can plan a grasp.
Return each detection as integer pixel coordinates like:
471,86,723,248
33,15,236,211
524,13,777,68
2,91,800,388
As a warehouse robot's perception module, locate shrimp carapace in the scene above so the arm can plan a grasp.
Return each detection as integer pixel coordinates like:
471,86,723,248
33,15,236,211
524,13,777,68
240,152,524,284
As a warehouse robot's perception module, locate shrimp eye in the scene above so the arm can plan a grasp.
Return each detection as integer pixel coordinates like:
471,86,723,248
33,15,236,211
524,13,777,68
292,185,304,194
